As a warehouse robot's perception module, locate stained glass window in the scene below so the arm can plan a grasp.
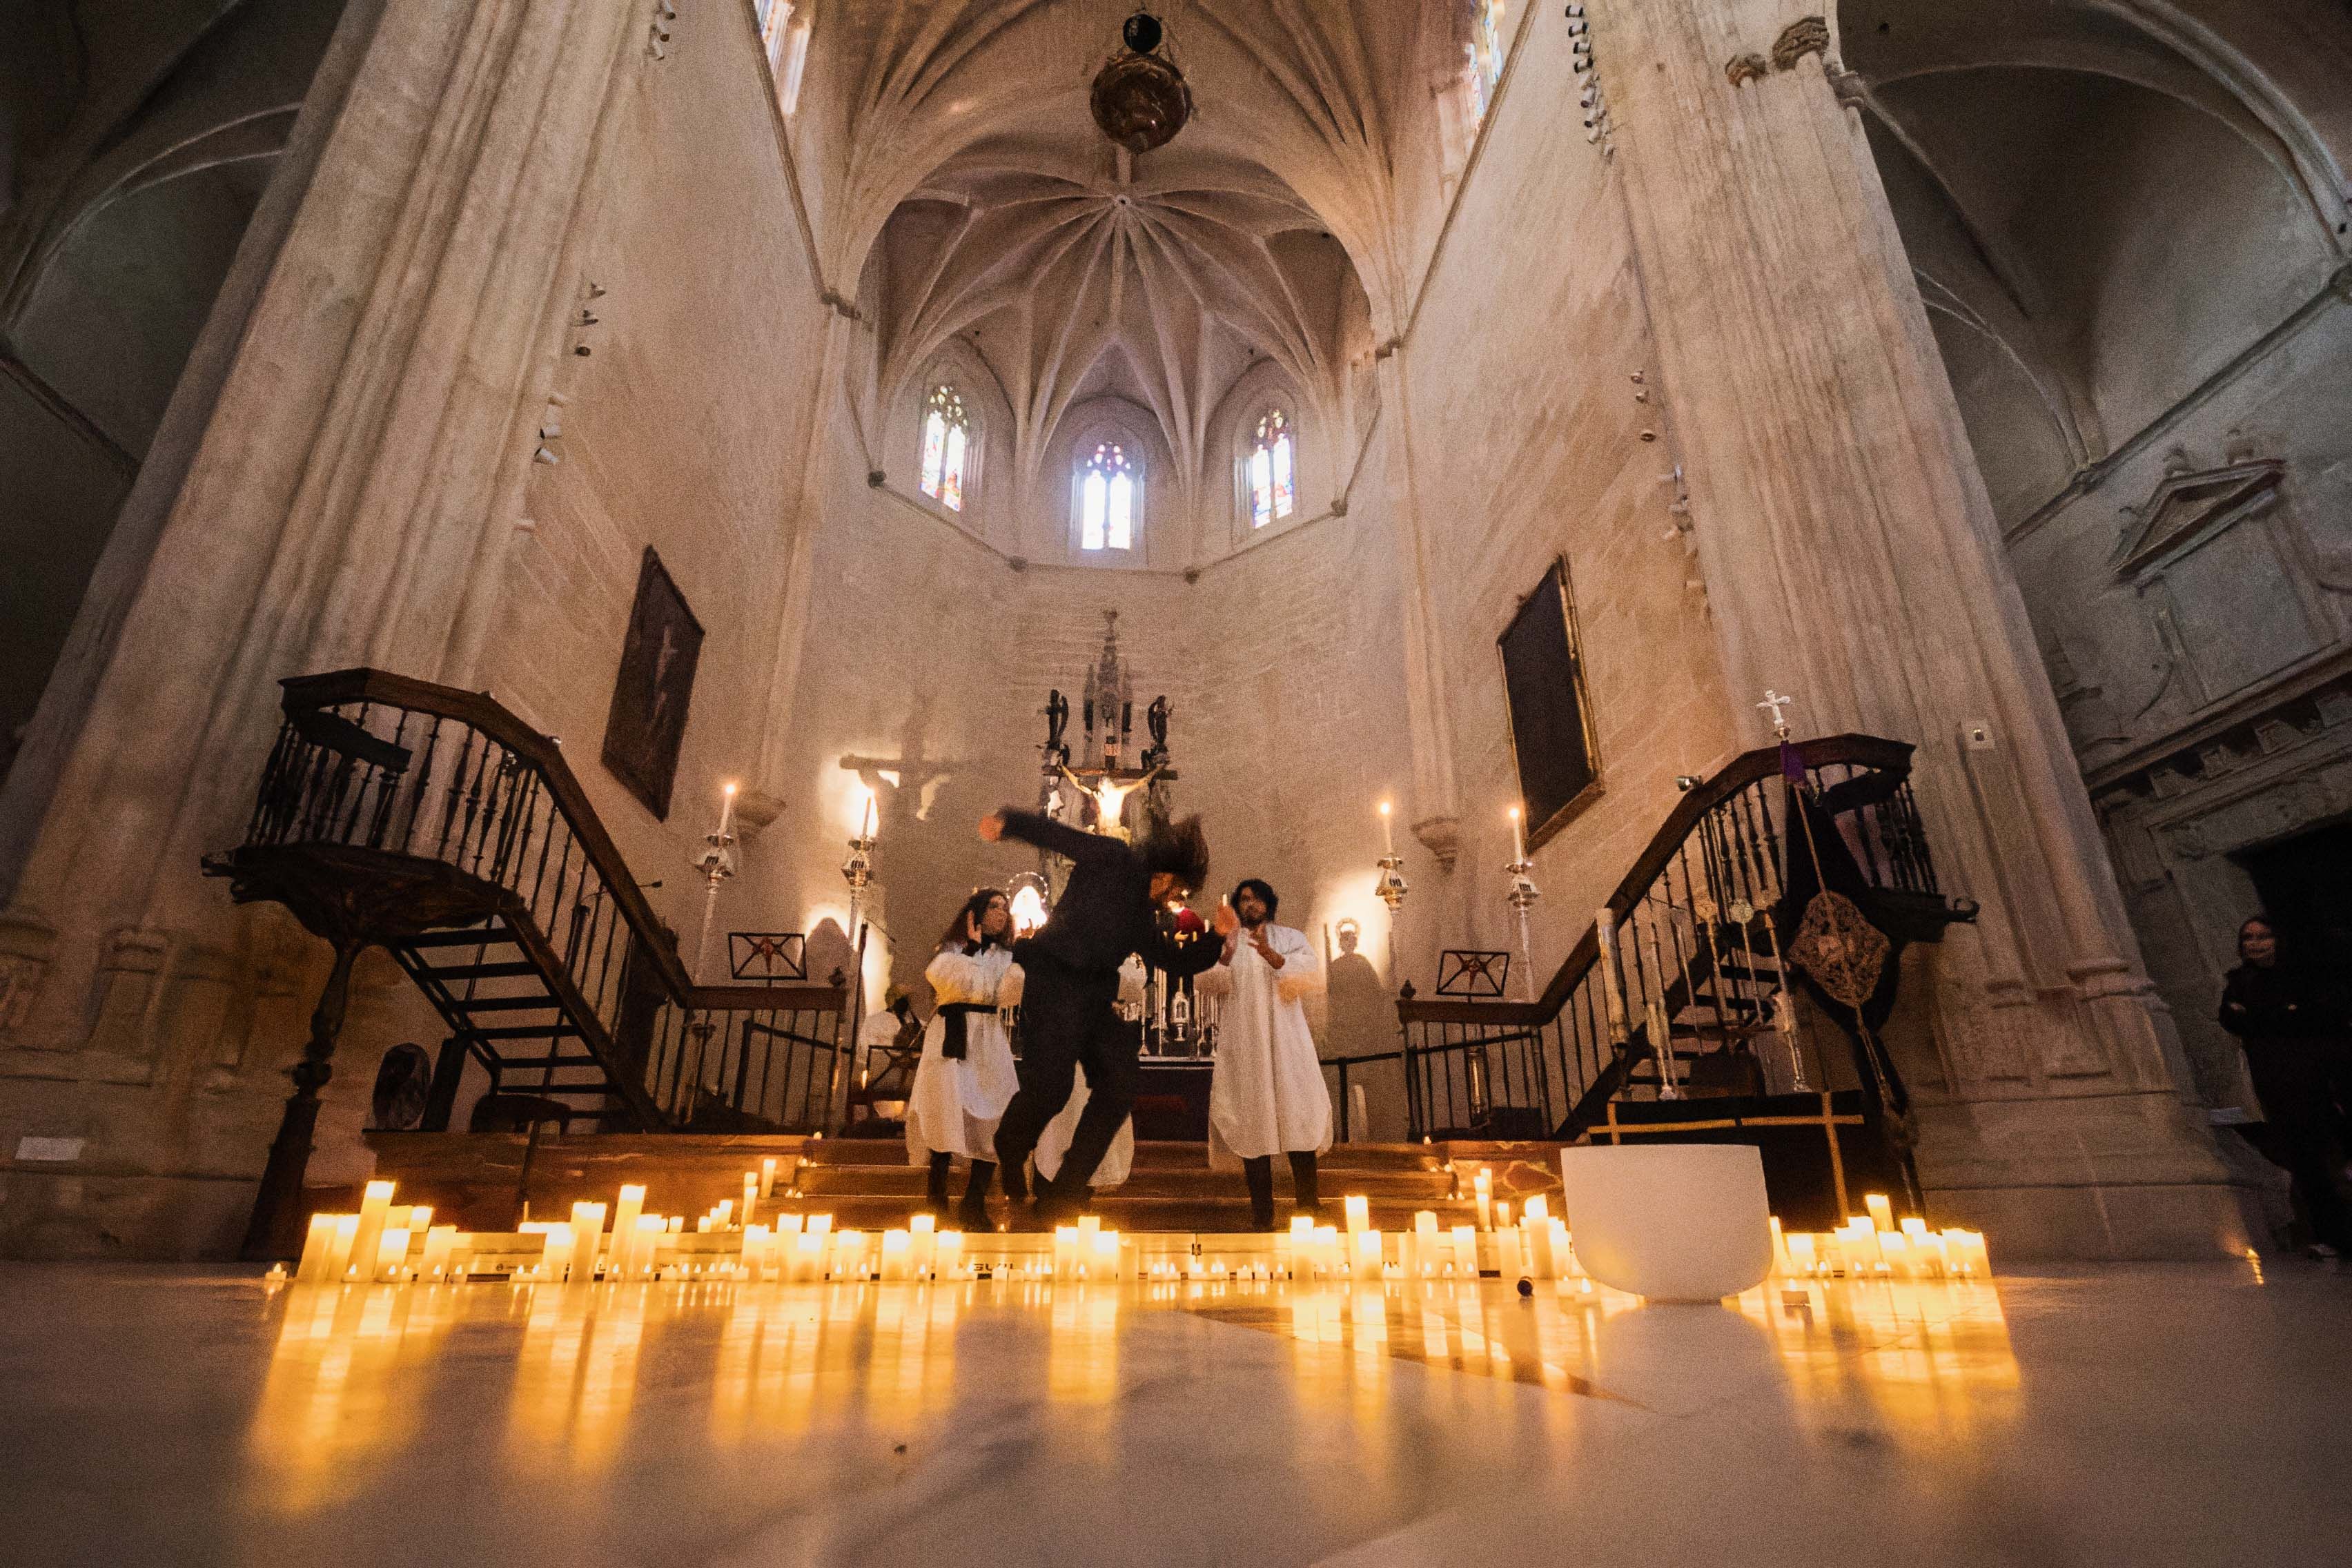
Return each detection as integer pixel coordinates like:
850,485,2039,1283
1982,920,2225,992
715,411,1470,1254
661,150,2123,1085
1081,441,1135,551
1248,409,1295,527
919,384,970,511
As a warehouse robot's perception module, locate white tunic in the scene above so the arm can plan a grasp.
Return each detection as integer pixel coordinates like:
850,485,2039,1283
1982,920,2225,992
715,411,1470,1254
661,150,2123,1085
1198,921,1330,1166
903,945,1021,1164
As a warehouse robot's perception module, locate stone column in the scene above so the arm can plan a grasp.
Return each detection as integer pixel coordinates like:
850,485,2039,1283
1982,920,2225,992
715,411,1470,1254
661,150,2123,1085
1601,0,2259,1255
0,0,642,1254
1371,349,1463,869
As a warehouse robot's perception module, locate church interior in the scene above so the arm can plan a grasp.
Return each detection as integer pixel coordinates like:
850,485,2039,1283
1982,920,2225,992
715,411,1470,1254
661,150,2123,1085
2,1,2349,1562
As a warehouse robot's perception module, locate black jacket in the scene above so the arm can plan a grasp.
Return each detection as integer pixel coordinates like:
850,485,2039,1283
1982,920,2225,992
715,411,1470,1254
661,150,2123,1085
998,807,1222,981
2219,963,2351,1050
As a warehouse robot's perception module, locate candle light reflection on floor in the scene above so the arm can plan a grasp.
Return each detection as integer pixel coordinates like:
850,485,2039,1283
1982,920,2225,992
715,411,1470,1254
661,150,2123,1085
245,1268,2018,1510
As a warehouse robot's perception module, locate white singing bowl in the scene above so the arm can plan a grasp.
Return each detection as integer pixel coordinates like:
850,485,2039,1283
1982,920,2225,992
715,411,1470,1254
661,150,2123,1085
1559,1143,1774,1303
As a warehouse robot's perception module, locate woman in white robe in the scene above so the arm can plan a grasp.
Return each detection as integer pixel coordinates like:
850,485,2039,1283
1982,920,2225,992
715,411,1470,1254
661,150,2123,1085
905,890,1021,1227
1196,878,1330,1230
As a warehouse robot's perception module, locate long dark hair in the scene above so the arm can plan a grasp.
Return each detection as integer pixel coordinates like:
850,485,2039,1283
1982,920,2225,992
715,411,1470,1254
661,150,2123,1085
941,888,1009,954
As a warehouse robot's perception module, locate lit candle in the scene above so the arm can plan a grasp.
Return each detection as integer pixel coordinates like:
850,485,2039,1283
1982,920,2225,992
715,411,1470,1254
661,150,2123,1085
881,1228,912,1281
1865,1193,1895,1233
1525,1215,1554,1279
1413,1210,1440,1277
1343,1195,1370,1235
1509,804,1526,864
1053,1226,1080,1282
612,1184,647,1275
742,1173,760,1230
1378,800,1395,854
569,1202,607,1282
1473,1168,1493,1231
1450,1224,1478,1277
714,1198,734,1230
418,1224,458,1281
1091,1228,1120,1280
1550,1219,1575,1277
760,1157,779,1199
1786,1232,1818,1276
324,1213,361,1282
1489,1225,1521,1279
792,1230,824,1282
295,1213,338,1284
541,1222,576,1283
347,1181,395,1283
937,1231,965,1278
908,1212,936,1277
833,1228,868,1280
1523,1195,1549,1225
1768,1215,1788,1275
374,1227,411,1281
635,1213,666,1279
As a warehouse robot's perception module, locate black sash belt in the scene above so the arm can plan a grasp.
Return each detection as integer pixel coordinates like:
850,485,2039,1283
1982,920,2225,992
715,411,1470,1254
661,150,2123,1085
938,1002,992,1061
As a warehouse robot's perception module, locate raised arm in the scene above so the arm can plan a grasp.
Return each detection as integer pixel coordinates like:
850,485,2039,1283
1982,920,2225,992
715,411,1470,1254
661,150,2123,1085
992,805,1123,865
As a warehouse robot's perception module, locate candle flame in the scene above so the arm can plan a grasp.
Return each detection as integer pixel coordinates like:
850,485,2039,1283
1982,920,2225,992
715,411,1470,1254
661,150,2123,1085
723,781,737,796
1509,805,1521,821
1378,801,1391,816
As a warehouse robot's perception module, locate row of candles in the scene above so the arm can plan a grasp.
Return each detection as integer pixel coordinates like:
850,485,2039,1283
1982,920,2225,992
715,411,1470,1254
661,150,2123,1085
280,1170,1991,1288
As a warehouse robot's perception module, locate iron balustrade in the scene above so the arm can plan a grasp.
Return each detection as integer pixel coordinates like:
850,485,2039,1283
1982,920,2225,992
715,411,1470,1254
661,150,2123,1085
223,669,850,1133
1393,734,1963,1143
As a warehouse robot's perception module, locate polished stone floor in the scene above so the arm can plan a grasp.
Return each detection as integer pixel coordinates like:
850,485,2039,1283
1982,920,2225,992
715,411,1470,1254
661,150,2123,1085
1,1260,2346,1567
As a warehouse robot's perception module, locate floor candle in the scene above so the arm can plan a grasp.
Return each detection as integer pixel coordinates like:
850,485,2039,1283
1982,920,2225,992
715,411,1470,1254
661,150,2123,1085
1866,1193,1896,1233
1451,1224,1478,1277
1787,1233,1819,1275
881,1228,911,1281
635,1214,666,1279
761,1157,779,1199
833,1229,867,1280
1355,1228,1383,1274
1489,1226,1521,1279
742,1175,760,1231
1413,1211,1440,1277
791,1231,823,1282
569,1202,607,1282
937,1231,963,1279
910,1213,937,1277
415,1224,457,1282
1550,1219,1576,1277
1344,1195,1370,1235
375,1226,411,1281
295,1213,339,1284
612,1185,647,1270
347,1181,395,1284
323,1213,362,1283
1525,1219,1554,1280
1092,1228,1120,1280
541,1222,576,1284
1054,1226,1079,1281
1473,1169,1493,1231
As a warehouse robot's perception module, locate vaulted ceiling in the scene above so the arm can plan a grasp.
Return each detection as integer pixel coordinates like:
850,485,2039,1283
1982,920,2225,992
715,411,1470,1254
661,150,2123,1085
810,0,1440,516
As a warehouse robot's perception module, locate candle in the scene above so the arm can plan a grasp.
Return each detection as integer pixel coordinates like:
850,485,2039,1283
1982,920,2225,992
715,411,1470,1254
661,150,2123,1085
1413,1210,1440,1277
759,1157,779,1199
715,1198,734,1230
347,1181,395,1282
1787,1232,1818,1275
375,1226,411,1281
1053,1225,1080,1282
1473,1168,1493,1231
792,1230,824,1282
881,1228,912,1281
1091,1228,1120,1280
742,1173,761,1230
1489,1225,1521,1279
909,1212,937,1277
1379,801,1395,854
634,1214,665,1279
418,1225,458,1280
612,1184,647,1275
1550,1219,1576,1277
541,1222,576,1283
1865,1193,1895,1233
323,1213,361,1282
1509,804,1526,864
1525,1216,1554,1279
1343,1195,1370,1235
1496,1199,1512,1230
1523,1195,1549,1224
569,1202,606,1281
1879,1232,1913,1280
1450,1224,1478,1277
833,1229,868,1280
295,1213,338,1284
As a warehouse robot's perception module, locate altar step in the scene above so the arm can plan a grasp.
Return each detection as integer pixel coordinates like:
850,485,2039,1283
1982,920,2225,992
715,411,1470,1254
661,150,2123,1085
353,1132,1569,1234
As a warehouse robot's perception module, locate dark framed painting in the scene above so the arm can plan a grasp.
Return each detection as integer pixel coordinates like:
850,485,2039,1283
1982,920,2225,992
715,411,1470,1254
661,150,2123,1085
601,547,704,821
1498,556,1602,852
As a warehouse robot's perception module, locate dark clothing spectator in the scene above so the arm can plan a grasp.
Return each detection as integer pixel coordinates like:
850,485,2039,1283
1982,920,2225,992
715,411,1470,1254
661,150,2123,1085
2221,958,2352,1253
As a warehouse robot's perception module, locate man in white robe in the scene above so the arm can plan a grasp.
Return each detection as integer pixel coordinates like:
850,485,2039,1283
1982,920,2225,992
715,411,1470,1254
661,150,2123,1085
1197,878,1330,1230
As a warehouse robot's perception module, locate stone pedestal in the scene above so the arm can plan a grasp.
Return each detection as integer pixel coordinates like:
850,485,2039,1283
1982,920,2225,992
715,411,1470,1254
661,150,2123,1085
1603,0,2260,1255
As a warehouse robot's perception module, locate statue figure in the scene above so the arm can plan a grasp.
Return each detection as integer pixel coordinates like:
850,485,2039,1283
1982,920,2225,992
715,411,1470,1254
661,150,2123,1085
1059,763,1165,842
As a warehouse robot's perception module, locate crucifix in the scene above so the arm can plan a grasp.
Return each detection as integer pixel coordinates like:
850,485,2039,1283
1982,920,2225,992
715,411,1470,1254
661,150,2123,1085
1757,688,1797,740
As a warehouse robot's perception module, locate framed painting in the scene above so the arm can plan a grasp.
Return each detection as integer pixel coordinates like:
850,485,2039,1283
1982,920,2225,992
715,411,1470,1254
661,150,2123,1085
601,547,704,821
1497,556,1602,853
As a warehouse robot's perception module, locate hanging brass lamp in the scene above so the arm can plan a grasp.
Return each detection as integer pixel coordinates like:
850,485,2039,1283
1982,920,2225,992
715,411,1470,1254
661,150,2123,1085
1090,11,1192,153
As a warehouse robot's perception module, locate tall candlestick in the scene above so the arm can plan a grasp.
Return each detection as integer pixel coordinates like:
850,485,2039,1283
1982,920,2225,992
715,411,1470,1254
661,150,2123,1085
1379,801,1395,853
347,1180,395,1282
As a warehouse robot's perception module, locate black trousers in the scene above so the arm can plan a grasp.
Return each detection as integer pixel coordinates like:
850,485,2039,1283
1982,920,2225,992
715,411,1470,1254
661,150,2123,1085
994,959,1133,1195
2246,1042,2352,1250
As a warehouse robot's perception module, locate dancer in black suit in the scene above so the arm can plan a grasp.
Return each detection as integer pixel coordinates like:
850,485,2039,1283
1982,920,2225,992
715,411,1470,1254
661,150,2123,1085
977,806,1233,1224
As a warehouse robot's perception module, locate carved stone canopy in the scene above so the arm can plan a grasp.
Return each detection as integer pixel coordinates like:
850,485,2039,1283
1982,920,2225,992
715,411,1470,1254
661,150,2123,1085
2112,458,2284,580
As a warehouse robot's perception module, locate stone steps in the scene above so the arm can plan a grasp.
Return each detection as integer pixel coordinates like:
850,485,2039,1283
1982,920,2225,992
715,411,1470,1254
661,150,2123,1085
353,1131,1569,1234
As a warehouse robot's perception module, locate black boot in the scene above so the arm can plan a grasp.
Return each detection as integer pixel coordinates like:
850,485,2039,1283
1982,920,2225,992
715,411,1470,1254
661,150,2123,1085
1288,1150,1322,1220
1243,1156,1277,1232
924,1150,952,1216
959,1160,996,1231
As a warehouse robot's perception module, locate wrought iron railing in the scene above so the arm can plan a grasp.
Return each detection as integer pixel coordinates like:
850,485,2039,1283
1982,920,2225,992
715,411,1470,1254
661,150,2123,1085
221,669,850,1131
1395,734,1961,1141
